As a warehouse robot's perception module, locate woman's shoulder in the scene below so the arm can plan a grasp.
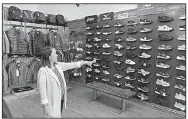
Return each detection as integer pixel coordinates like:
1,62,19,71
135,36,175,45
38,66,47,72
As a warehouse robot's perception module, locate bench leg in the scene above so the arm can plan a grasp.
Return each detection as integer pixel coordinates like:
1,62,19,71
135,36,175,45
93,89,97,100
119,99,129,114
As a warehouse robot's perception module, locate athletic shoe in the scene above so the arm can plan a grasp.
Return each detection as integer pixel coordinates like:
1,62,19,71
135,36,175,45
139,61,150,67
174,84,185,91
94,43,101,49
94,69,100,73
114,81,123,87
155,88,169,97
156,79,170,87
103,70,110,75
137,93,149,100
103,64,110,69
139,52,151,59
86,26,93,30
179,25,186,31
125,66,136,73
102,78,110,82
115,37,124,42
128,28,137,34
93,52,100,55
158,16,173,22
177,44,185,51
156,72,170,78
175,92,185,101
179,14,186,20
176,75,185,80
103,24,111,28
114,74,123,79
126,44,137,50
140,28,152,33
86,32,93,36
105,38,112,42
87,38,92,42
139,44,152,50
116,66,124,71
127,21,137,26
157,52,171,59
103,57,110,62
139,19,152,25
96,25,102,29
114,51,123,57
94,57,101,61
138,77,150,84
86,57,93,60
126,36,137,42
95,32,102,35
86,44,92,48
93,37,102,42
140,36,152,42
86,51,92,55
124,81,135,88
138,69,150,76
156,62,171,69
102,32,112,35
177,55,185,60
158,34,173,41
113,60,123,64
115,23,124,27
94,76,100,80
176,65,185,71
115,30,125,35
177,34,185,41
158,25,173,31
102,43,111,48
137,86,149,92
126,52,137,58
125,59,136,65
102,52,111,55
115,44,124,50
93,63,101,67
174,102,185,111
86,67,92,72
86,74,92,78
158,44,172,50
125,75,136,80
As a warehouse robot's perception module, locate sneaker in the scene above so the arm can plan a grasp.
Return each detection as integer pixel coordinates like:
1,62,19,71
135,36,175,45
127,21,137,26
95,32,102,35
86,32,93,36
158,34,173,41
139,44,152,50
139,61,151,67
93,63,101,67
113,60,123,64
94,37,102,42
158,44,172,50
115,37,124,42
115,23,124,27
176,65,185,71
103,64,110,69
177,44,185,50
96,25,102,29
156,72,170,78
125,81,135,88
175,92,185,101
86,44,92,48
138,69,150,76
158,16,173,22
126,44,137,50
94,76,100,80
94,43,101,49
102,43,111,48
156,62,171,69
140,28,152,33
177,55,185,60
176,75,185,80
137,86,149,92
174,84,185,91
174,102,185,111
86,74,92,78
179,25,186,31
104,38,111,42
157,52,171,59
177,34,185,41
126,36,137,42
102,78,110,82
93,52,100,55
140,36,153,42
114,81,123,87
102,32,112,35
126,52,137,58
94,69,100,73
103,57,110,62
125,59,136,65
115,30,125,35
156,88,170,97
125,75,136,80
86,26,93,30
137,93,149,100
114,51,123,57
158,25,173,31
125,67,136,73
103,24,111,28
102,51,111,55
128,28,137,34
116,66,124,71
86,51,92,55
140,19,152,25
103,70,110,75
115,44,124,50
86,57,92,60
86,67,92,72
138,77,150,84
179,14,186,20
156,79,170,87
94,57,101,61
139,52,151,59
87,39,92,42
114,74,123,79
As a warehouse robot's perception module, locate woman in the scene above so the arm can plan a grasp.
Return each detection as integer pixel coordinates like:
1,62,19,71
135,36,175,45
37,46,96,118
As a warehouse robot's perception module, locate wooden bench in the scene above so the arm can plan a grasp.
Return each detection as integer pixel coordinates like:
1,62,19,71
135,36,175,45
72,81,136,114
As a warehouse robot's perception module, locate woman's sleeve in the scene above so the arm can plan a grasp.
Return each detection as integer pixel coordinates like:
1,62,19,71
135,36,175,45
58,61,81,71
37,68,48,105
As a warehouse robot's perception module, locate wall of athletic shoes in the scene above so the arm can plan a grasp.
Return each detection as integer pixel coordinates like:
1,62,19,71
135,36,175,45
72,4,185,112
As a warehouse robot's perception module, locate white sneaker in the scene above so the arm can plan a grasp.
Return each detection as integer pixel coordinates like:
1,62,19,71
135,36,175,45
140,37,152,42
158,25,173,31
177,55,185,61
86,44,92,48
176,65,186,71
174,84,185,91
177,44,186,51
125,59,136,65
102,43,111,48
139,52,151,59
139,44,152,50
102,32,112,35
103,70,110,75
86,67,92,72
126,36,137,42
177,34,185,41
125,66,135,73
94,69,100,73
138,69,150,76
94,37,102,42
95,32,101,35
175,92,185,101
115,44,123,49
174,102,185,111
179,14,186,20
140,28,152,33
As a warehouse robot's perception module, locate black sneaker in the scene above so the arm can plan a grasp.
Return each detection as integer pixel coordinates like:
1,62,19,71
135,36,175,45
140,19,152,25
94,44,101,49
86,74,92,78
139,61,151,67
179,25,186,31
96,25,102,29
158,34,173,41
94,76,100,80
126,44,137,50
116,66,124,71
158,16,173,22
127,21,137,26
114,23,124,27
103,57,111,62
114,80,123,87
105,38,112,42
87,38,93,42
126,52,137,58
103,64,110,69
128,28,137,34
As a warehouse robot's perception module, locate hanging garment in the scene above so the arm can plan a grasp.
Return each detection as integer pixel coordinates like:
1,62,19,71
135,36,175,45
28,30,47,56
8,60,28,86
3,62,9,94
46,31,63,50
5,27,30,55
3,32,10,54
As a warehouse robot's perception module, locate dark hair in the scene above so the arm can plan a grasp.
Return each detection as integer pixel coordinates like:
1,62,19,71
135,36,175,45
41,46,54,68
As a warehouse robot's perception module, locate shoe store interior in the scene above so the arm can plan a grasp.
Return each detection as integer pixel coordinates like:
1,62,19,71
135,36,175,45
2,3,186,118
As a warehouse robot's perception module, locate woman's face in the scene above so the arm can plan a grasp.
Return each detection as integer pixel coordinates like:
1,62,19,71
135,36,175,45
49,48,58,63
